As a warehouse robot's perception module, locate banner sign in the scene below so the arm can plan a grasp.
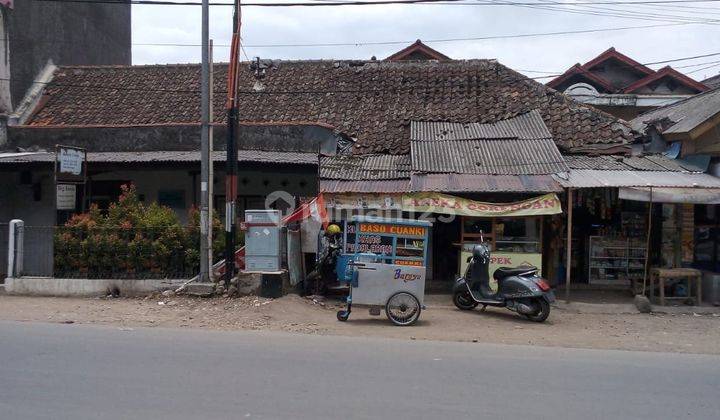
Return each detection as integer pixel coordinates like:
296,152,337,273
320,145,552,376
358,223,427,237
326,193,402,210
402,192,562,217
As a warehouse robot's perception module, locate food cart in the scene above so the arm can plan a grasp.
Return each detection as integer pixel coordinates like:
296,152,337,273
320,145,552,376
336,216,431,326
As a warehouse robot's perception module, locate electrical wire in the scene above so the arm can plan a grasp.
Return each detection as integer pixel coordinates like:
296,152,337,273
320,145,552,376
28,0,720,7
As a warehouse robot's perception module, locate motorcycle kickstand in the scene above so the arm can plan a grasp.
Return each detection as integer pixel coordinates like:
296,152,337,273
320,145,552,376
480,304,487,312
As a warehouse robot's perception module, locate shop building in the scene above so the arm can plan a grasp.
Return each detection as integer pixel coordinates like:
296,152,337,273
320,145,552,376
555,155,720,295
321,112,720,295
321,111,566,291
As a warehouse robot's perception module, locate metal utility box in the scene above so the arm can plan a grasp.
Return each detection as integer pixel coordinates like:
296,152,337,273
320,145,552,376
244,210,282,272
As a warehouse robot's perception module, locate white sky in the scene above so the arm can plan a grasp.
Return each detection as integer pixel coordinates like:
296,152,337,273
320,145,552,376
131,1,720,82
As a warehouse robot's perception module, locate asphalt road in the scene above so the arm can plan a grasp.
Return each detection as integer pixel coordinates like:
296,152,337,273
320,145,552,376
1,321,719,420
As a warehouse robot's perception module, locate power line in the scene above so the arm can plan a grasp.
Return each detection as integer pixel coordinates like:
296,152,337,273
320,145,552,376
491,0,720,25
28,0,720,7
686,62,720,74
7,21,703,49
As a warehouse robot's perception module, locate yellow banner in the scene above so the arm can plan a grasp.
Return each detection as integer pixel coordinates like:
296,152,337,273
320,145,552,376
401,192,562,217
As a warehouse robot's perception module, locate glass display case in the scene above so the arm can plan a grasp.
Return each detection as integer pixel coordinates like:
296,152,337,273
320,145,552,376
588,236,647,286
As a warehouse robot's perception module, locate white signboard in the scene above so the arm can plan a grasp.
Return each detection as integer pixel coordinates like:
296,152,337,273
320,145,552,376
58,148,84,176
56,184,77,210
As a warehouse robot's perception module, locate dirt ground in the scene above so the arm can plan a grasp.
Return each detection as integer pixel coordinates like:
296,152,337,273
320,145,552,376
1,293,719,354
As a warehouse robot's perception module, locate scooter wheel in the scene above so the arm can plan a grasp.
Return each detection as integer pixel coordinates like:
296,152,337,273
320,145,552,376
336,310,349,322
524,299,551,322
453,291,478,311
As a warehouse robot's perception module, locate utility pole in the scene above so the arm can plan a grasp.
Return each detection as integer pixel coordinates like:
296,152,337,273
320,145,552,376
199,0,211,282
224,1,242,286
208,39,215,279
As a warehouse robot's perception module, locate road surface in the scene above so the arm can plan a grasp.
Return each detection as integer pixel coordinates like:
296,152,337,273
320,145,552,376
1,321,718,419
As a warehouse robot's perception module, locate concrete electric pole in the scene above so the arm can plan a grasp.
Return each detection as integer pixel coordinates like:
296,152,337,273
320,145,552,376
200,0,211,282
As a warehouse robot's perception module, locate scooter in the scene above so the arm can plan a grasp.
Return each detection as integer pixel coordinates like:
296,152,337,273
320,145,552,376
452,241,555,322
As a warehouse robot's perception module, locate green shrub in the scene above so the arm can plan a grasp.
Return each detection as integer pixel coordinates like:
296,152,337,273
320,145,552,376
54,184,229,279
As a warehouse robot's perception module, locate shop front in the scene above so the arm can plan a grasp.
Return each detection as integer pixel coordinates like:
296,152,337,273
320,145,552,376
402,192,562,288
555,157,720,302
324,191,563,292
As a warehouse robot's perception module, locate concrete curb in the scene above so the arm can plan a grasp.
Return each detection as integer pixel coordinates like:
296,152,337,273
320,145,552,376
3,277,185,297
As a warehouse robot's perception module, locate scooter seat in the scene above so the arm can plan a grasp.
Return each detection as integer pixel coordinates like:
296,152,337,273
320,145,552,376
493,265,537,280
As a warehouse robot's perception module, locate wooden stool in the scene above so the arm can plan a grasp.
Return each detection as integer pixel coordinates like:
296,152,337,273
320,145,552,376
649,268,702,306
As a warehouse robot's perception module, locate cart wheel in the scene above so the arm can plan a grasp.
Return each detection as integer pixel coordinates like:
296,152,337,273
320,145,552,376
336,310,349,322
385,292,421,326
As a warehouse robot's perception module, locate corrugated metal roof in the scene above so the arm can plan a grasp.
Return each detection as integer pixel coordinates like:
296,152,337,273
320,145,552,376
411,174,562,192
553,170,720,189
410,110,567,175
563,154,703,172
0,150,318,165
320,179,410,193
631,87,720,135
412,138,567,175
410,110,553,141
320,154,411,180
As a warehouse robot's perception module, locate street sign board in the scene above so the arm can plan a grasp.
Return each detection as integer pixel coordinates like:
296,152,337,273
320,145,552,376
55,145,86,183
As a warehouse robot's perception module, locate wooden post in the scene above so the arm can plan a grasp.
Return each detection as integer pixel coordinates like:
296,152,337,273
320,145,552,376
565,188,573,303
642,187,653,296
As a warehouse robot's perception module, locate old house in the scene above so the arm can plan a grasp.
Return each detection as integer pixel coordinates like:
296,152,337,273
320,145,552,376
3,55,719,291
547,48,709,120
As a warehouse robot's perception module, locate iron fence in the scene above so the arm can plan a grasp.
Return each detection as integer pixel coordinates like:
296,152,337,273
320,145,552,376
18,225,228,279
23,225,55,277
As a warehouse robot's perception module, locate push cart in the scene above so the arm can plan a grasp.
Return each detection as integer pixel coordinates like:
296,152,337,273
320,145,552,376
336,216,431,326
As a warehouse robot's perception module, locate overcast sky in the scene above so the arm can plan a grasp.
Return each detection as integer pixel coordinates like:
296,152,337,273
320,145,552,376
131,1,720,81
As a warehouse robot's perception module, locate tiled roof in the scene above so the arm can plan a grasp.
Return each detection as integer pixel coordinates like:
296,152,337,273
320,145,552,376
26,60,633,154
703,74,720,89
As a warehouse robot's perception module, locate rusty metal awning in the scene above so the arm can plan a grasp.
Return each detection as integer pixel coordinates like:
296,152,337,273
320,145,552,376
619,187,720,204
411,174,562,193
553,170,720,189
320,179,410,193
